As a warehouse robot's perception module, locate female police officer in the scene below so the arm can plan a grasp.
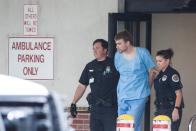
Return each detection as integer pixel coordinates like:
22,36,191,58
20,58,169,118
154,48,184,131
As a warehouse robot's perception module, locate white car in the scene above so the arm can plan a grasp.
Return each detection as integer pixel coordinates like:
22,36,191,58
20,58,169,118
0,75,74,131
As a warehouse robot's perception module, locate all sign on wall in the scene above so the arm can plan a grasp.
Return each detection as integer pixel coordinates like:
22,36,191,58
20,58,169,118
24,5,38,36
9,37,54,80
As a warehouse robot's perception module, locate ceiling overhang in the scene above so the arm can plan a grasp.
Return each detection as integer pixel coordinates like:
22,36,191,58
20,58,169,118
125,0,196,13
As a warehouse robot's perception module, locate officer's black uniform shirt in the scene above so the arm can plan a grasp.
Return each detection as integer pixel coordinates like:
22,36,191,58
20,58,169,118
79,57,119,107
154,66,183,107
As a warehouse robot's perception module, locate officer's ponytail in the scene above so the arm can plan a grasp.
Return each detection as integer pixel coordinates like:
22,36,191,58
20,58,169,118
156,48,174,60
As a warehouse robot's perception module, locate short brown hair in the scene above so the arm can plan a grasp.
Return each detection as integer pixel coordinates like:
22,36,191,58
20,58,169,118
93,39,108,50
114,30,133,44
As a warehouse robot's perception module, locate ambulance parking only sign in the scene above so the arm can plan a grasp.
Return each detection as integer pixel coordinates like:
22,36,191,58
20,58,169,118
9,37,54,80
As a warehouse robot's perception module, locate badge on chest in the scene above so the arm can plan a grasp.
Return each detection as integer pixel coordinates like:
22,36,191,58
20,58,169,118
103,66,111,75
162,75,167,81
159,75,167,83
89,69,94,84
89,77,94,84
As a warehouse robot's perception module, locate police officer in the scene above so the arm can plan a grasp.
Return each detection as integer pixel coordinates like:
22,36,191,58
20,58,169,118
154,48,184,131
70,39,119,131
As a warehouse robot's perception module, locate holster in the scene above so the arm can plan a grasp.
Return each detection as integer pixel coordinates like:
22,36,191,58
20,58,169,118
86,93,93,105
155,97,175,109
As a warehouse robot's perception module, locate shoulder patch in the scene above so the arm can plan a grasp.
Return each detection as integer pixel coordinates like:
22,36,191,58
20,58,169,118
172,74,179,82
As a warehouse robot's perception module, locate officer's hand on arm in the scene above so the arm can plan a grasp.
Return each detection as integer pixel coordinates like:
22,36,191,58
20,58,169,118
70,103,77,118
149,67,158,87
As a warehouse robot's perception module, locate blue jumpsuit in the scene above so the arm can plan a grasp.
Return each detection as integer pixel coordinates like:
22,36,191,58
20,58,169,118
115,47,155,131
154,65,184,131
79,57,119,131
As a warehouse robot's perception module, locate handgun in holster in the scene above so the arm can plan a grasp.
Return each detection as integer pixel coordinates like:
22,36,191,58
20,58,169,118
86,93,93,111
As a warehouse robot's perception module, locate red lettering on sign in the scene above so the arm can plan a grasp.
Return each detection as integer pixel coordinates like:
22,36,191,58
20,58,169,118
18,54,44,63
27,7,35,12
25,14,37,19
12,42,52,50
24,21,31,25
23,67,38,76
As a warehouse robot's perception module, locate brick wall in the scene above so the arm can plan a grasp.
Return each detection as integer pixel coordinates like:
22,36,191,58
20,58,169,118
71,108,90,131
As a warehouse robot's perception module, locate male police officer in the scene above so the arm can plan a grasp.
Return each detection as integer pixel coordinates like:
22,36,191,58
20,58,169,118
70,39,119,131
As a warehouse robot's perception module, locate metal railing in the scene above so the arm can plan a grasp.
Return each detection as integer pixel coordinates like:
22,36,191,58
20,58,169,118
189,114,196,131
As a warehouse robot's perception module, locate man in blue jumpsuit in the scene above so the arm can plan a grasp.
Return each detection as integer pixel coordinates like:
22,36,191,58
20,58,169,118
70,39,119,131
114,30,156,131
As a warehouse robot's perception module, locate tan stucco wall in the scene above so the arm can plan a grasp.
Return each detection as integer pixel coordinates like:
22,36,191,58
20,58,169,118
151,14,196,131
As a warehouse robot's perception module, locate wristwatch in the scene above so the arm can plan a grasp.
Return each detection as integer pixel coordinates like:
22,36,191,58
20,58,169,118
174,106,180,110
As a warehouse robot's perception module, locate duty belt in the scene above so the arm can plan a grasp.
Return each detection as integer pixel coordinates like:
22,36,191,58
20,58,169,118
155,100,175,108
86,93,116,108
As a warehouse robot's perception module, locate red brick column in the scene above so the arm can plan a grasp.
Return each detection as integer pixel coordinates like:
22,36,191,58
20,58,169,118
71,108,90,131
